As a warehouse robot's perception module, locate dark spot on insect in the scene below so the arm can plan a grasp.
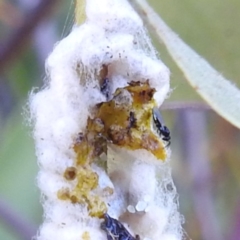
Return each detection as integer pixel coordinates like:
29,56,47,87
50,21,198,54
128,111,137,129
101,78,110,100
101,214,140,240
76,132,84,143
152,107,171,147
147,89,155,98
138,88,155,103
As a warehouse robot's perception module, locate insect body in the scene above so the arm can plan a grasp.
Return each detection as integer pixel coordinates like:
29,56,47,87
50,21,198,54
101,214,140,240
152,107,171,147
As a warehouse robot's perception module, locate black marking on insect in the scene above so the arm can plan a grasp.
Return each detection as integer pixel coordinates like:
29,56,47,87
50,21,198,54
152,107,171,147
128,111,137,130
101,77,110,100
101,214,140,240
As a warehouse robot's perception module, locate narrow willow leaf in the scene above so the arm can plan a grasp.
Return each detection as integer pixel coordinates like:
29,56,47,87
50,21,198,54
131,0,240,129
75,0,86,25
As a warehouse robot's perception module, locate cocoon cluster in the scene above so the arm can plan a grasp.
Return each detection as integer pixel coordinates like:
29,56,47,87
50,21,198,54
30,0,183,239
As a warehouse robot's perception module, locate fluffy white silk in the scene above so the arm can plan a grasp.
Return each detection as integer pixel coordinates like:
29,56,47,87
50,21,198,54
30,0,183,239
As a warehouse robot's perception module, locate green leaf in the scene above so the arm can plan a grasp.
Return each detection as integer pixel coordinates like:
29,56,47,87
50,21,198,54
131,0,240,129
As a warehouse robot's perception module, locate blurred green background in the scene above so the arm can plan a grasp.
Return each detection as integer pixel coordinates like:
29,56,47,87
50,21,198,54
0,0,239,239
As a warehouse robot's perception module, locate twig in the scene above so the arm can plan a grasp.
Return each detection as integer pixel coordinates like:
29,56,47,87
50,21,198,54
178,110,223,240
230,200,240,240
0,0,59,73
161,101,211,111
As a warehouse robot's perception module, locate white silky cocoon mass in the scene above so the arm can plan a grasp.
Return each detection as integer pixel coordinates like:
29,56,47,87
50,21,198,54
29,0,183,239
